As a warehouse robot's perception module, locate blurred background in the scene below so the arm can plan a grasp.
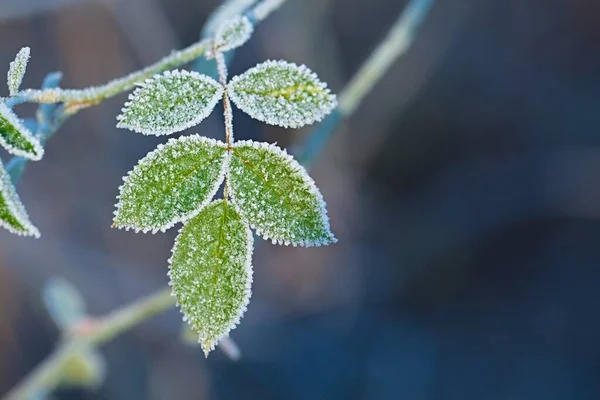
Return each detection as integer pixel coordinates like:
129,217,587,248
1,0,600,398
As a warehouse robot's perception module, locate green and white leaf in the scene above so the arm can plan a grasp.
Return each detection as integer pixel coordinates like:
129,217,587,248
0,160,39,237
113,135,229,233
117,70,223,135
169,199,253,356
228,140,336,247
0,102,43,160
228,60,337,128
7,46,30,96
208,16,254,58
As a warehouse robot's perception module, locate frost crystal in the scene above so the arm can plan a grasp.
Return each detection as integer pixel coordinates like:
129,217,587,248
113,135,229,233
0,160,40,237
7,47,30,96
0,102,43,160
169,199,253,356
228,60,337,129
117,70,223,135
208,16,254,58
228,140,336,246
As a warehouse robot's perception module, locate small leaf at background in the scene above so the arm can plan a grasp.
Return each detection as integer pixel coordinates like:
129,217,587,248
208,16,254,58
114,135,229,233
62,347,106,390
169,199,253,356
7,46,30,96
228,60,337,128
228,140,336,246
42,278,87,330
117,70,223,135
0,103,43,160
0,160,39,237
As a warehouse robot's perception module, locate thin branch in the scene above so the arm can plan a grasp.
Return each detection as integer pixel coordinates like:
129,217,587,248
297,0,436,165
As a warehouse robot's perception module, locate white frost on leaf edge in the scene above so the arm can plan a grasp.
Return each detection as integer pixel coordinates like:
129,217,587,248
0,102,44,161
227,140,337,247
7,47,30,96
207,15,254,59
0,161,40,238
227,60,338,129
113,135,230,234
167,200,254,356
116,70,224,136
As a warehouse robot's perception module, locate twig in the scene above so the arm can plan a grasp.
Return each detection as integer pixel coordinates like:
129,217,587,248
296,0,436,165
5,0,291,185
3,0,435,398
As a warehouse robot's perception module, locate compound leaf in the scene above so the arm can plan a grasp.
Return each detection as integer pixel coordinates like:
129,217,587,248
117,70,223,135
228,60,337,128
114,135,229,233
228,140,336,246
0,102,43,160
0,160,39,237
7,46,30,96
169,199,253,356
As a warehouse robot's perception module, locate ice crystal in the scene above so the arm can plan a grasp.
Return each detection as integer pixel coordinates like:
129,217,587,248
117,70,223,135
0,102,43,160
228,140,336,246
168,199,253,356
208,16,254,58
7,47,30,96
0,160,39,237
113,135,229,233
228,60,337,128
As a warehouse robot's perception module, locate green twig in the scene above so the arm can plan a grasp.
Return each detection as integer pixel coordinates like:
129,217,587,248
296,0,435,165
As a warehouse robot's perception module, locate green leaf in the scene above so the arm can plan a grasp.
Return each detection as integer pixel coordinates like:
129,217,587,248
0,160,39,237
169,199,253,356
0,103,43,160
113,135,229,233
208,16,253,57
228,140,336,247
117,70,223,135
227,60,337,129
7,46,30,96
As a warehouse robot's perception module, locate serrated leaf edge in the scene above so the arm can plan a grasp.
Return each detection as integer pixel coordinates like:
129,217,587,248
227,140,337,247
113,135,230,233
227,60,338,129
167,199,254,356
0,103,44,161
7,46,30,96
116,70,224,136
0,161,40,237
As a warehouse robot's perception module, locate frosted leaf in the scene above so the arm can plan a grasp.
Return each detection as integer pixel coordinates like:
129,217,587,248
42,278,87,330
117,70,223,135
7,47,30,96
113,135,229,233
228,140,336,247
0,160,39,237
228,60,337,128
169,199,253,356
208,16,254,58
0,102,43,160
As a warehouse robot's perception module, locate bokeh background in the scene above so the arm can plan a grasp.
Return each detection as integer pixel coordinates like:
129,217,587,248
1,0,600,398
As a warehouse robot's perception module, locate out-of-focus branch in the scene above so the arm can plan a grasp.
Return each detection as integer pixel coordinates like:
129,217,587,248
297,0,436,165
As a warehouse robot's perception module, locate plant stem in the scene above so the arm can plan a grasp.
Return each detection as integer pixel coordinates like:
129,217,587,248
297,0,436,165
215,52,234,145
4,289,174,400
3,0,435,397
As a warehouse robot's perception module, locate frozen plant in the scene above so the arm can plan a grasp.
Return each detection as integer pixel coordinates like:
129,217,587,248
112,26,338,354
